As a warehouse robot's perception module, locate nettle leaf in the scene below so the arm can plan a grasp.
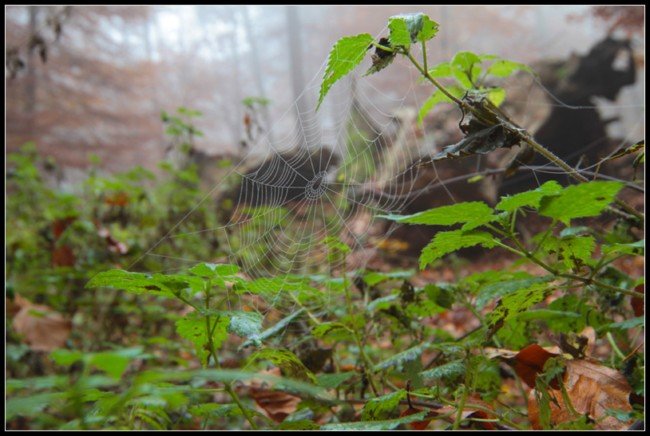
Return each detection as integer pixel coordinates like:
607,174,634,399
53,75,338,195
321,410,429,430
486,285,550,336
318,33,373,109
487,87,506,107
603,239,644,256
362,389,406,420
247,348,315,383
312,322,354,343
88,347,144,379
419,359,465,381
381,201,495,230
86,269,177,298
539,181,624,225
496,180,563,212
547,295,604,332
189,263,239,278
388,16,412,48
240,308,306,349
487,59,532,77
316,372,355,389
363,270,413,287
604,316,644,332
176,312,229,366
227,311,263,339
420,230,498,269
475,276,553,309
6,392,66,420
544,235,596,269
374,343,430,372
427,61,454,78
417,86,465,124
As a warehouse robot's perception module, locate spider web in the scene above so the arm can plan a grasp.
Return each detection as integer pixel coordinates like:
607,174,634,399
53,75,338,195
128,28,644,318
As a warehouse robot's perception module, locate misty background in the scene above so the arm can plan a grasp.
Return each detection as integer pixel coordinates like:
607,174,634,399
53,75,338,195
5,5,645,179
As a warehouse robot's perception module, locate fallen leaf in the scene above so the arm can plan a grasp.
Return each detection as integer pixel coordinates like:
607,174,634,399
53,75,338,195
247,368,300,423
11,295,71,352
488,344,559,388
528,359,635,430
436,396,497,430
631,284,644,317
399,406,432,430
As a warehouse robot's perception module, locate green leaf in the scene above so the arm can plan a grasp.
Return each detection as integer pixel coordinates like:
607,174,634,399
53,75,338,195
363,270,413,287
604,316,644,331
86,269,177,297
487,59,532,77
475,276,552,309
419,230,498,269
189,403,242,419
176,312,229,366
318,33,374,109
316,372,355,389
227,311,263,339
420,359,465,381
381,201,495,230
312,322,354,343
247,348,316,383
388,16,412,48
374,343,430,371
417,86,465,124
88,347,144,379
603,239,644,256
544,235,596,269
487,87,506,107
539,181,624,225
6,392,66,420
388,13,439,46
486,285,550,336
240,308,306,349
321,410,429,430
189,263,239,278
427,62,454,78
496,180,563,212
362,389,406,421
452,51,481,72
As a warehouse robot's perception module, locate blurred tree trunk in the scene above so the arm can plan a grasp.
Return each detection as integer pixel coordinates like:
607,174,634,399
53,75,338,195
286,5,317,148
242,6,274,146
25,6,40,136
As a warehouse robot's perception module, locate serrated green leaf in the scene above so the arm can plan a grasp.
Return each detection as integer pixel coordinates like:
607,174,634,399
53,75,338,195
89,347,143,379
374,343,429,371
247,348,315,383
176,312,229,366
420,359,465,381
496,180,563,212
475,277,552,309
486,285,550,336
240,308,306,349
539,181,624,224
363,270,413,287
381,201,495,230
321,410,428,430
312,322,354,343
487,59,532,78
427,62,454,78
603,239,644,256
189,263,239,278
604,316,644,331
227,311,263,339
362,389,406,421
318,33,374,109
316,372,355,389
6,392,66,420
487,87,506,106
419,230,498,269
417,86,465,124
416,15,439,42
388,16,411,48
544,235,596,269
85,269,177,297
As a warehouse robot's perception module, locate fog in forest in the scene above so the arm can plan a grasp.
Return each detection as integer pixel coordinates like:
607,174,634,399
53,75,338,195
6,6,644,178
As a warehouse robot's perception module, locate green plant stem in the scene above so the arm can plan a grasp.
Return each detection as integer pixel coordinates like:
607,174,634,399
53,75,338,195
202,284,258,430
452,385,469,430
606,332,626,360
401,48,643,223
